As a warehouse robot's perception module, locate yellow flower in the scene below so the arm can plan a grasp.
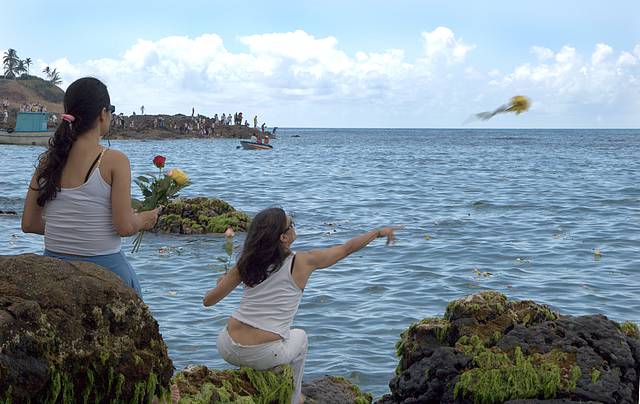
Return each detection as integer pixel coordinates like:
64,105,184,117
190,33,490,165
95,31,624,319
507,95,530,114
167,168,189,186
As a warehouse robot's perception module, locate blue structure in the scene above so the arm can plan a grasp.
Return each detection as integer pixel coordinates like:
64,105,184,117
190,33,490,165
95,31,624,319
15,112,49,132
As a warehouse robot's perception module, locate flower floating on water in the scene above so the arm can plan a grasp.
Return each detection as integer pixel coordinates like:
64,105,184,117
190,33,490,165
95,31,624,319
472,95,531,121
473,268,492,278
594,248,602,259
424,234,431,241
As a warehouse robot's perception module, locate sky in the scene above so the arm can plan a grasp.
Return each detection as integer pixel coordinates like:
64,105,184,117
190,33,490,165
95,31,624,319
2,0,639,128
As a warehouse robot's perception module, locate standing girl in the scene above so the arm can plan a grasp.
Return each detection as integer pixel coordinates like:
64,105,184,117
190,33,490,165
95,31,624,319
203,207,397,403
21,77,159,296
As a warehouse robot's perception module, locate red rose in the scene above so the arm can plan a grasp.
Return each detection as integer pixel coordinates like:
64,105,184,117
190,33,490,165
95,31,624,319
153,155,166,169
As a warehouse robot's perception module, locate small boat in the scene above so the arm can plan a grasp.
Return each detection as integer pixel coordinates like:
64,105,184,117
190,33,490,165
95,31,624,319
240,140,273,150
0,112,53,146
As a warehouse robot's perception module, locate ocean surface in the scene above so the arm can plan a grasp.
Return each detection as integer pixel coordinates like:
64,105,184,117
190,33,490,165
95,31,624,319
1,128,639,398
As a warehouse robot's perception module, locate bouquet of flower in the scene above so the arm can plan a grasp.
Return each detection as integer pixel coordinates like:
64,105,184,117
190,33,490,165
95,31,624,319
131,155,191,253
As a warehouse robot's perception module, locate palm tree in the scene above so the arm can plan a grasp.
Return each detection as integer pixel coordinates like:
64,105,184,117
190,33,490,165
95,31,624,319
2,48,20,79
16,60,27,77
49,68,62,86
24,58,32,75
42,66,50,76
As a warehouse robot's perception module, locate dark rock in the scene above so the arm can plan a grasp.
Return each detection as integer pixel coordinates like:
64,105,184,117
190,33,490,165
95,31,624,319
380,291,640,404
302,375,373,404
0,254,173,403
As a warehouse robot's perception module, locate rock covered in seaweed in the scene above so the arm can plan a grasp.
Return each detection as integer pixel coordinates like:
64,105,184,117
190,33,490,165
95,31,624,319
0,254,173,403
155,197,251,234
378,291,640,404
172,364,293,403
302,376,373,404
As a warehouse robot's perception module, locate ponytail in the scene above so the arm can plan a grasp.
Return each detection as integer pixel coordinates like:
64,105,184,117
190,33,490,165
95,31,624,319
32,77,110,206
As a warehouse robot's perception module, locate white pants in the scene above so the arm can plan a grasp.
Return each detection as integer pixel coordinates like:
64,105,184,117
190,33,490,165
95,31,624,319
217,327,308,404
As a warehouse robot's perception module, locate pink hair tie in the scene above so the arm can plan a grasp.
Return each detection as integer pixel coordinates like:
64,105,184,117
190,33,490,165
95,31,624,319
61,114,76,123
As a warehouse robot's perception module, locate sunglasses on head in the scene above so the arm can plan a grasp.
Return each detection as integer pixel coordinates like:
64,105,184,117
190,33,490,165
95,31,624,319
106,105,116,114
283,219,295,234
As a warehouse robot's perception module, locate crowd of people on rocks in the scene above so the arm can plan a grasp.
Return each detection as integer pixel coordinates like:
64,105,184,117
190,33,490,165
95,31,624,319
19,102,47,113
1,98,54,126
1,97,276,140
107,106,276,139
1,98,52,126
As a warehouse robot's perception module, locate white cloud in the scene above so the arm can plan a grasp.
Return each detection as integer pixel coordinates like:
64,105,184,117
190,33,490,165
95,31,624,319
421,26,475,64
494,43,640,120
530,46,554,61
591,43,613,65
617,51,636,67
40,30,640,127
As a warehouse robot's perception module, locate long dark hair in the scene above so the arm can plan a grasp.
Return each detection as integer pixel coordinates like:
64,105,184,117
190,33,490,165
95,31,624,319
237,207,290,287
34,77,111,206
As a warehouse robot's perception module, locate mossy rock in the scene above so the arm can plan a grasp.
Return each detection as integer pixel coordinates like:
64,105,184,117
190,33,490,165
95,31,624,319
155,197,251,234
453,336,581,402
0,254,173,403
385,291,640,404
172,364,293,403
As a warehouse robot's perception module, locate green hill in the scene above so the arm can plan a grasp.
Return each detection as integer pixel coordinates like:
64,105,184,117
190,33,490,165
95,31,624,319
0,75,64,113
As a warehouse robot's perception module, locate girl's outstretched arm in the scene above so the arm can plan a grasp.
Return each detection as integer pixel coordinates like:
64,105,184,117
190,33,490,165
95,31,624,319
203,265,242,306
297,226,397,273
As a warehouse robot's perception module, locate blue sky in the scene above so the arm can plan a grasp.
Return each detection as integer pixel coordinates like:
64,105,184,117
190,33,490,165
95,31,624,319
2,0,639,127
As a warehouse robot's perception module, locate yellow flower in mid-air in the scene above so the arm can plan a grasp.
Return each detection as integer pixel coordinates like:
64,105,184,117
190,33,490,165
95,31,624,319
167,168,189,186
505,95,530,114
471,95,531,121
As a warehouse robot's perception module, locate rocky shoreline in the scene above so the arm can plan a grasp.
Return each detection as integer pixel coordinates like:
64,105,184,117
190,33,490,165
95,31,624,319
107,114,273,140
1,255,638,403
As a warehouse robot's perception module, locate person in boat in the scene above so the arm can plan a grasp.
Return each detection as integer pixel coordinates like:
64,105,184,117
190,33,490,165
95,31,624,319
203,207,398,404
250,134,258,143
264,135,270,145
21,77,159,297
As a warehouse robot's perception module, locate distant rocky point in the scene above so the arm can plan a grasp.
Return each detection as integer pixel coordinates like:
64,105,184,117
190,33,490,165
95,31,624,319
0,77,272,140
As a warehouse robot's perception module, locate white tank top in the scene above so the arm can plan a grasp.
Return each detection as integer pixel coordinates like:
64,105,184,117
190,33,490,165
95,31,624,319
232,253,303,340
43,149,121,256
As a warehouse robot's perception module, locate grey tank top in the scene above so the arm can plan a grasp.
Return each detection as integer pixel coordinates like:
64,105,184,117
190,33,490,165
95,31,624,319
232,253,303,339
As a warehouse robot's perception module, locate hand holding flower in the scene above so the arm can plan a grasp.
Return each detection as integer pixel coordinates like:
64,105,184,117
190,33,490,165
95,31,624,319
136,208,161,231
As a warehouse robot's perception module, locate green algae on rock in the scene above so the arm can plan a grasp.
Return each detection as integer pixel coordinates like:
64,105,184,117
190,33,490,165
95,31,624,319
172,364,293,403
155,197,251,234
0,254,174,403
378,291,640,404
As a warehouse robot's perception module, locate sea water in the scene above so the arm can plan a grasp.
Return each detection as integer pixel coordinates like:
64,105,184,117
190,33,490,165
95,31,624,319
1,128,638,398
